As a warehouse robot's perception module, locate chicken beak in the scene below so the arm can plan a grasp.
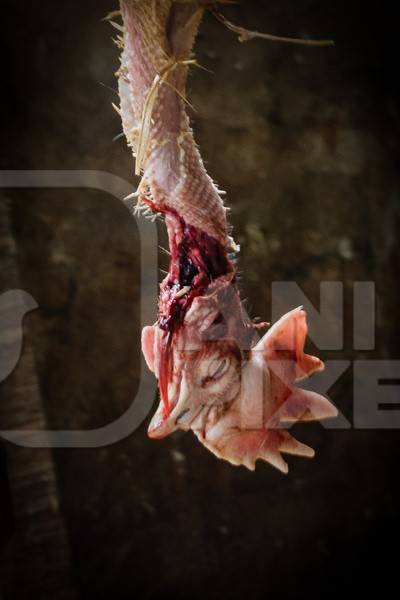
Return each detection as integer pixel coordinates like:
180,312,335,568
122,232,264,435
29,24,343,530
147,405,176,439
147,370,195,438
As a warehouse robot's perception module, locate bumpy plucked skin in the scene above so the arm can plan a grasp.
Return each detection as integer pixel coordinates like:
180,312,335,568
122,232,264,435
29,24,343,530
119,0,228,243
117,0,338,472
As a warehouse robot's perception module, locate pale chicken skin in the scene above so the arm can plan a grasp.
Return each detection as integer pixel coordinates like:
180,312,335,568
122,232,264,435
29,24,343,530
115,0,338,472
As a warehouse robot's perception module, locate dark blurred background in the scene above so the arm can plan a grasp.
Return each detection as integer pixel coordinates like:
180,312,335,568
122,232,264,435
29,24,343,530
1,1,400,599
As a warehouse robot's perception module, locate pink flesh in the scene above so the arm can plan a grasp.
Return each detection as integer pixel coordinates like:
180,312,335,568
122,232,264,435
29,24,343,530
156,210,234,416
119,0,229,243
117,1,338,472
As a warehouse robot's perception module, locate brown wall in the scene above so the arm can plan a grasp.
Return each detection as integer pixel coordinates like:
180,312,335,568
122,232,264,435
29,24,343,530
1,1,399,598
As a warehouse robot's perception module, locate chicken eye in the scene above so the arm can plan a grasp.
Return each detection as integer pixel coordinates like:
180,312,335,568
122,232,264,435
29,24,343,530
207,357,230,380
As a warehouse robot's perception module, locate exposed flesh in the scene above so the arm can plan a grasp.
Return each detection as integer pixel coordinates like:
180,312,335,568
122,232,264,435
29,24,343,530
116,0,338,472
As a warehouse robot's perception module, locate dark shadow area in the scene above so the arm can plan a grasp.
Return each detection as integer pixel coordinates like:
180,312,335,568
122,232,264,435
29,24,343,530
1,1,399,599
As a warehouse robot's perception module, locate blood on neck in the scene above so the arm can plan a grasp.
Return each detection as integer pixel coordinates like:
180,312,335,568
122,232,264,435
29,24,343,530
157,210,234,417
